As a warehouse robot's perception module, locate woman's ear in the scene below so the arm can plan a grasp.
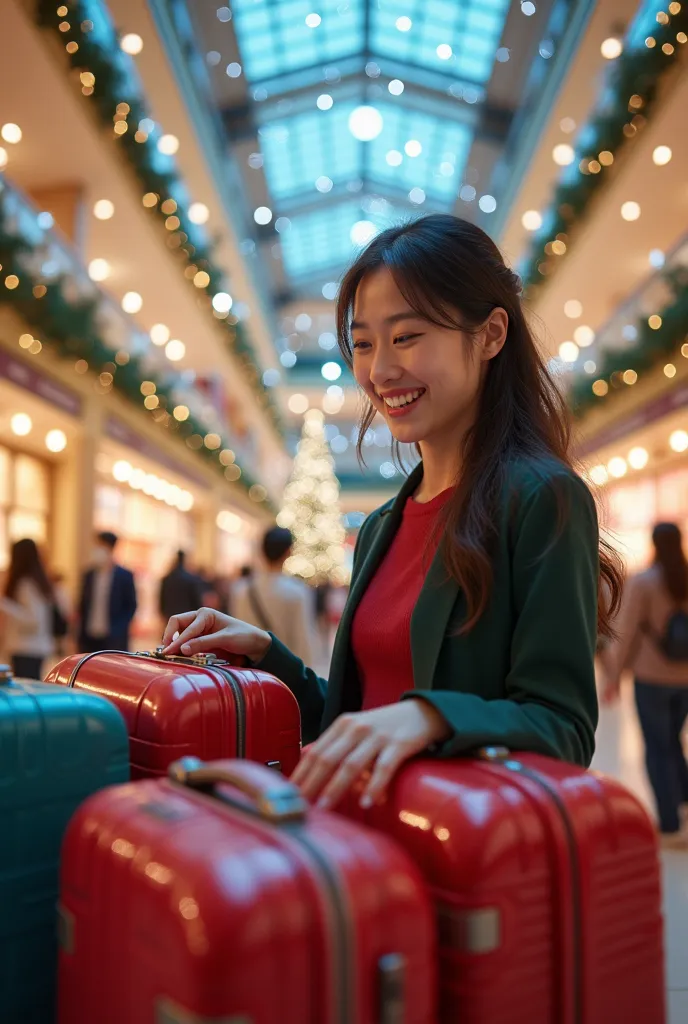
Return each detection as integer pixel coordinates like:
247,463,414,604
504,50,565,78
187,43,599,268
479,308,508,362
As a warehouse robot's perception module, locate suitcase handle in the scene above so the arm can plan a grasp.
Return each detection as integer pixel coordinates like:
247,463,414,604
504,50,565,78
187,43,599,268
139,648,249,668
169,757,307,824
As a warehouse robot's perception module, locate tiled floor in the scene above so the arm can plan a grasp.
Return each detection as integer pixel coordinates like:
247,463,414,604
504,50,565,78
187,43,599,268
592,682,688,1022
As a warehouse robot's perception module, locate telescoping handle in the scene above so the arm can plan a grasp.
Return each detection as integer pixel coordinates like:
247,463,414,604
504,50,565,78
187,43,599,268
168,757,307,824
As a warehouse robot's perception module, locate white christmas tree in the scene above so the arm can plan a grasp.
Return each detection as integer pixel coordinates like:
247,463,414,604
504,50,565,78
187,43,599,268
277,410,349,586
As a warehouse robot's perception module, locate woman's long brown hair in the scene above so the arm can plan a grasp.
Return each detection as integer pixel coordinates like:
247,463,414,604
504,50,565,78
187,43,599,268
336,214,623,638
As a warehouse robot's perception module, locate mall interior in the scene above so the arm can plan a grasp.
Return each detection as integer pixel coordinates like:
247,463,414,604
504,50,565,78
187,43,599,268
1,0,687,1019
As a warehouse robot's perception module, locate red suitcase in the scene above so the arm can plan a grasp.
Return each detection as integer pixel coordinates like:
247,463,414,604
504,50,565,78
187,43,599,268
45,648,301,779
57,758,437,1024
337,747,665,1024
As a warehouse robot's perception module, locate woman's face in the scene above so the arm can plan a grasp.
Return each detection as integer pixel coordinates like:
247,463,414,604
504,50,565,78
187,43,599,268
351,268,505,449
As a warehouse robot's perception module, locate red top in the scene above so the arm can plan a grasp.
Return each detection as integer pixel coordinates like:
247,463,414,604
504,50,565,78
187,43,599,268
351,488,453,710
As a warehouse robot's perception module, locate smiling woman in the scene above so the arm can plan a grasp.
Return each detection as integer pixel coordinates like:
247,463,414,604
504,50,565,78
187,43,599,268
163,213,624,815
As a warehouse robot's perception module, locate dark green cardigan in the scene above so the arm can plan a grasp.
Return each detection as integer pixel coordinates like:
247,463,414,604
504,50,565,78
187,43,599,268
257,460,600,766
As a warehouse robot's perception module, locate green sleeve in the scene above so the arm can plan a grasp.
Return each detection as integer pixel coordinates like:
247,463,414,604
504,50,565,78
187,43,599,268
404,474,599,767
253,511,380,743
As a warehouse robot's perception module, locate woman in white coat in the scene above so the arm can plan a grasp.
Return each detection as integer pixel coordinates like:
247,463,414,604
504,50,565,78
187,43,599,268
0,538,55,680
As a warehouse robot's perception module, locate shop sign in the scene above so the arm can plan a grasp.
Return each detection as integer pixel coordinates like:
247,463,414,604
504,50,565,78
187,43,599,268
105,415,208,488
0,349,81,416
578,383,688,457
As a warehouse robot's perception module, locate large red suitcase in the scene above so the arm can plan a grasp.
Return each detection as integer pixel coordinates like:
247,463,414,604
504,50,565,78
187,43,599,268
57,757,437,1024
337,747,665,1024
46,649,301,779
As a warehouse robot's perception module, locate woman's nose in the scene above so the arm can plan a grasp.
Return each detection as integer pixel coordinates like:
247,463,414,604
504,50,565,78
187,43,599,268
369,347,402,386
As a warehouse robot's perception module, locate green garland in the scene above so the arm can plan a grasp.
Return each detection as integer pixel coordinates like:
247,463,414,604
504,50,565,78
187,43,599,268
521,3,688,294
34,0,283,435
570,262,688,415
0,183,270,500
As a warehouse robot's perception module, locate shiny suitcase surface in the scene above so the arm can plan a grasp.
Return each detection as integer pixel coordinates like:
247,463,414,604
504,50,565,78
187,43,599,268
46,649,302,779
0,666,129,1024
57,758,436,1024
338,748,665,1024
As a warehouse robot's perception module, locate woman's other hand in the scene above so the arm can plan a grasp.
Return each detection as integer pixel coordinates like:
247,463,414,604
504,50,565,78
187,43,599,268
291,699,452,810
161,608,272,663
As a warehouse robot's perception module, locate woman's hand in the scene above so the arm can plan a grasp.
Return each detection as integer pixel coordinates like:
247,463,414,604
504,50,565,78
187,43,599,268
291,699,452,810
161,607,272,663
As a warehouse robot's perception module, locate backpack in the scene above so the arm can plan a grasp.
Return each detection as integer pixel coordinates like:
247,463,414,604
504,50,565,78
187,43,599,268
650,609,688,662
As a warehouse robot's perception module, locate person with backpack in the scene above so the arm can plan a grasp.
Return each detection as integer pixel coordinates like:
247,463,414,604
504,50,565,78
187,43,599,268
603,522,688,847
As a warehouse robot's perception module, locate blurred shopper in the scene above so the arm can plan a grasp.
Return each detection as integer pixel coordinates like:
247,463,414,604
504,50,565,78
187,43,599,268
159,551,207,622
231,527,318,666
0,538,54,679
78,532,137,653
603,523,688,847
162,215,623,811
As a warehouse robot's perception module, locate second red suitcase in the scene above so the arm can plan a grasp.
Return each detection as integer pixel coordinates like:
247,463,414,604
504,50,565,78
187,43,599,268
57,758,436,1024
337,747,665,1024
46,648,301,778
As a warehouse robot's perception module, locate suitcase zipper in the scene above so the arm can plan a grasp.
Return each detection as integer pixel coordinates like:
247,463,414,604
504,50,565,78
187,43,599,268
479,749,583,1024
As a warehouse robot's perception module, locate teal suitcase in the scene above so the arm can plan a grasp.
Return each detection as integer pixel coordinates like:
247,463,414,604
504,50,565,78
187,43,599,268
0,664,130,1023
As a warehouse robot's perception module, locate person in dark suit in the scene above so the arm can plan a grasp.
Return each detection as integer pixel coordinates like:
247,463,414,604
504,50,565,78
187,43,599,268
159,551,208,623
78,531,137,653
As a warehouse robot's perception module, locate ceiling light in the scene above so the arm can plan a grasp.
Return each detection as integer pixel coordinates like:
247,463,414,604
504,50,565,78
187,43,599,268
521,210,542,231
188,202,210,224
608,456,627,479
589,465,609,486
1,123,22,144
396,16,412,31
479,195,497,213
88,258,110,282
652,145,672,166
350,220,377,246
552,143,574,166
120,33,143,55
157,134,179,155
388,79,404,95
288,393,309,414
621,201,640,221
150,323,170,346
11,413,32,436
254,206,273,225
573,325,595,347
348,105,383,141
122,291,143,314
93,199,115,220
559,341,579,362
212,292,233,313
436,44,453,60
628,447,649,470
564,299,582,319
386,149,403,167
46,429,67,453
404,139,422,157
165,339,186,361
112,460,132,483
670,430,688,453
322,362,342,381
600,36,623,59
317,94,333,110
305,12,321,27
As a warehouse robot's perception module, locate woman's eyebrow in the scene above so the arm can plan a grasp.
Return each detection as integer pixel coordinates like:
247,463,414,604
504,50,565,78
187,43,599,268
350,312,422,330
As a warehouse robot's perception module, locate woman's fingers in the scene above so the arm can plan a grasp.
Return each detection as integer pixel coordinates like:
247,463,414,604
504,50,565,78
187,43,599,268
316,734,384,809
360,742,411,808
161,611,196,648
179,630,230,655
163,609,214,654
292,724,360,801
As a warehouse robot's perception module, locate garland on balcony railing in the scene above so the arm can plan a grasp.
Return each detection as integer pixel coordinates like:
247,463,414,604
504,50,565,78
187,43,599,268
34,0,283,436
570,261,688,416
521,1,688,294
0,183,271,502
